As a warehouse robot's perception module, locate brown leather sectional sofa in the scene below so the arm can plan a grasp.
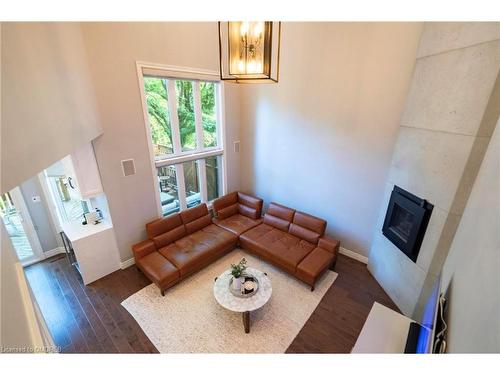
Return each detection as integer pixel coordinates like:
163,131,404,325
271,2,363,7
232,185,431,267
132,192,339,295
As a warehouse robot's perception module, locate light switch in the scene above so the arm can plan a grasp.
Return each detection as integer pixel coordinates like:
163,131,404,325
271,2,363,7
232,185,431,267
234,141,240,153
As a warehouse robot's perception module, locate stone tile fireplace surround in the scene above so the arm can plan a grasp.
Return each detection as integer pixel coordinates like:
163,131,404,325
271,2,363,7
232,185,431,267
368,22,500,318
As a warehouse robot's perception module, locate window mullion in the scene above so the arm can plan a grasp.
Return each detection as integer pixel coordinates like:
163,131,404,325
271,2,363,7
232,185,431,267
216,83,226,196
176,164,188,210
215,83,222,150
167,80,182,155
193,81,204,151
155,149,223,168
198,158,208,204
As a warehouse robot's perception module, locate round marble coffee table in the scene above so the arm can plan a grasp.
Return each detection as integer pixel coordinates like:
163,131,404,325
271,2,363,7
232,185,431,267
213,267,272,333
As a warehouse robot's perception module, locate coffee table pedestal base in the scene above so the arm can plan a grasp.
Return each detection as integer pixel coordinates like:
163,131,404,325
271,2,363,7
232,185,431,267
242,311,250,333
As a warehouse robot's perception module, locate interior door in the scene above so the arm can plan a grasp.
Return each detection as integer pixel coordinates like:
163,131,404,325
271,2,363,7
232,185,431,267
0,188,44,266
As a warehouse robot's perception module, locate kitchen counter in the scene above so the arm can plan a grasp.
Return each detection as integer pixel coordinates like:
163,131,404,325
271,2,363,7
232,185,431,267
61,219,113,242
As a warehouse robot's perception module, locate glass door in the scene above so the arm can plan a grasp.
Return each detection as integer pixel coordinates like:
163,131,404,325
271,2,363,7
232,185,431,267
0,188,44,265
46,175,88,224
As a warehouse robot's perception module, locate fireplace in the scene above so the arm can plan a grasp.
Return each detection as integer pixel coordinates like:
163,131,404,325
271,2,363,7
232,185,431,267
382,186,433,262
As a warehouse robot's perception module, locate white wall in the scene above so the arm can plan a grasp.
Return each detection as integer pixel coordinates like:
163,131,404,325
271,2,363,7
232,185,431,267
0,223,44,349
80,23,241,262
1,22,46,351
1,23,102,193
19,176,60,252
440,118,500,353
239,22,423,256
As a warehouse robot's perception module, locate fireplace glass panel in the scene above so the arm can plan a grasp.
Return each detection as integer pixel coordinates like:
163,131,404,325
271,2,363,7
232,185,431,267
382,185,434,263
389,204,415,243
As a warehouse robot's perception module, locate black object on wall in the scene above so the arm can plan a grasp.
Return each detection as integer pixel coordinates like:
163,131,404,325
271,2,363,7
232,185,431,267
382,186,433,263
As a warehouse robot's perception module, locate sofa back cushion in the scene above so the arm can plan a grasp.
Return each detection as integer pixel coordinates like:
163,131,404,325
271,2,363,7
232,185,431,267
218,203,239,220
263,202,295,231
237,192,263,219
212,192,238,219
213,191,263,220
181,203,212,234
146,213,186,248
289,211,326,244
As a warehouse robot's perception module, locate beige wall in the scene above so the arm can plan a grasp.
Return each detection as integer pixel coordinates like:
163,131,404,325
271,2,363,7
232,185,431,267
1,23,102,193
239,22,423,257
80,23,241,262
441,118,499,353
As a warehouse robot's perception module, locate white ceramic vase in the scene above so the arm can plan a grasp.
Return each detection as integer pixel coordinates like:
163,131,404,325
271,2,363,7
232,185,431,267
233,276,242,291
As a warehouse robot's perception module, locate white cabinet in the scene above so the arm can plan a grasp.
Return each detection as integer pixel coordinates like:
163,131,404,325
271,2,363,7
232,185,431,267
61,220,121,285
70,142,103,199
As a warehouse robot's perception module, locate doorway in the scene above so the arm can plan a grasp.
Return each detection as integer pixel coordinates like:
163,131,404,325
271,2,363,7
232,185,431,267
0,187,44,265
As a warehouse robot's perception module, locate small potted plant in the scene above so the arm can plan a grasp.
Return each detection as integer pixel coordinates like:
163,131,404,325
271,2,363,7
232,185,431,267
230,258,247,291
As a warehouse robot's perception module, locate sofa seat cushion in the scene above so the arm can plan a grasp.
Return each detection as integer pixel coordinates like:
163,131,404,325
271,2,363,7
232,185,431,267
239,224,275,258
271,236,316,273
159,225,237,276
190,224,238,251
239,224,280,258
213,214,262,236
295,247,334,286
240,223,274,241
239,235,277,263
136,251,179,288
239,224,314,273
159,240,212,277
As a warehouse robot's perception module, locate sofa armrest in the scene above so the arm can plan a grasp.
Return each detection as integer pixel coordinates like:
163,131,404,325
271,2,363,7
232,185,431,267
318,236,340,255
132,239,156,260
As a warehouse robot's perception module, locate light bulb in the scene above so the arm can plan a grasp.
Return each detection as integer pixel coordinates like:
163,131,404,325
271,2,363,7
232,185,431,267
256,62,263,73
237,60,245,73
240,22,249,36
253,22,264,38
247,60,256,73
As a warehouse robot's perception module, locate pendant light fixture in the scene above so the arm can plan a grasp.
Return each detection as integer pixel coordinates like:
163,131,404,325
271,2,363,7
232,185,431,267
218,22,281,83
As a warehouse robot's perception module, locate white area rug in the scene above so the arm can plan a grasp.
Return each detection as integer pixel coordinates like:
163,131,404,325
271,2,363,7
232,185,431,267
121,249,337,353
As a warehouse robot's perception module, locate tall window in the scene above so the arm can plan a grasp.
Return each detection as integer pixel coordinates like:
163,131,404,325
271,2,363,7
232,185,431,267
141,68,224,216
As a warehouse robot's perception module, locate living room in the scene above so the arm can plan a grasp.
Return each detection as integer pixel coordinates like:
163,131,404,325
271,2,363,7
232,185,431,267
1,1,499,373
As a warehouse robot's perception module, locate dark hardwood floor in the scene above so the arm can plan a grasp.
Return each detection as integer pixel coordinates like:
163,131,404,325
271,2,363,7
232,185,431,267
286,255,399,353
25,252,398,353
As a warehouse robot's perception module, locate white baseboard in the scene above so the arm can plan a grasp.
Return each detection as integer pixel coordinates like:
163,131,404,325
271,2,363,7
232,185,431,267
120,257,135,269
43,247,65,259
339,246,368,264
